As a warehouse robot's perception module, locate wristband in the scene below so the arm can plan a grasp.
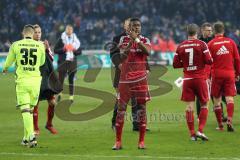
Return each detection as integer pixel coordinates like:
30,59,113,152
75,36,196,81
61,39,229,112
135,38,140,43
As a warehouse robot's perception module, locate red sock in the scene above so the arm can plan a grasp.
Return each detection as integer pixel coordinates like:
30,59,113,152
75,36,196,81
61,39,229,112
198,107,208,133
227,103,234,123
138,108,146,142
186,110,195,136
33,105,39,131
214,106,223,127
115,110,125,142
46,104,55,127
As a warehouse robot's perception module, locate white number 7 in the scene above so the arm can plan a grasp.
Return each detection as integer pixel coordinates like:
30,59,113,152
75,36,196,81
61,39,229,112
185,48,194,66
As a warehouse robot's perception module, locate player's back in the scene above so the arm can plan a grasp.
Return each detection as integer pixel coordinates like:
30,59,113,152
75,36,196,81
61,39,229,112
12,38,45,82
208,35,238,78
176,39,211,78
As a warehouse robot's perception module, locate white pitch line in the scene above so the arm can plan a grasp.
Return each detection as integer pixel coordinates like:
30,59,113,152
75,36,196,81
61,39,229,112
0,153,240,160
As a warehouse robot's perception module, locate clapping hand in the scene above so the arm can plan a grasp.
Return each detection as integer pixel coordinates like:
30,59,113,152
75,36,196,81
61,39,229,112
44,40,50,49
236,75,240,81
64,44,74,52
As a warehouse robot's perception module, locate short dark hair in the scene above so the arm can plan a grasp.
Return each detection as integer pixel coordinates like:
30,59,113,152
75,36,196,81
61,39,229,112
213,21,225,34
130,18,141,23
201,22,212,29
187,23,199,36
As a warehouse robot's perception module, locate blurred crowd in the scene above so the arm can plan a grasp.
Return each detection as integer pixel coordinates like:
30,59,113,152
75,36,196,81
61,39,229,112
0,0,239,52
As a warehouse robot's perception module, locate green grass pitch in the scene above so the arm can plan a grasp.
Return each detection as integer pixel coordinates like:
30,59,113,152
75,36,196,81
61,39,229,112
0,66,240,160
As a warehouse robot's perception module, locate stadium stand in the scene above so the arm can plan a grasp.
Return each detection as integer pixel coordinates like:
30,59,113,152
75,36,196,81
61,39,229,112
0,0,239,51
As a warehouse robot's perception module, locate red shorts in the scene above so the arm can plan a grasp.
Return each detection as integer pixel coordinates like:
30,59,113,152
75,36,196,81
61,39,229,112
118,78,150,105
211,77,236,97
181,78,210,104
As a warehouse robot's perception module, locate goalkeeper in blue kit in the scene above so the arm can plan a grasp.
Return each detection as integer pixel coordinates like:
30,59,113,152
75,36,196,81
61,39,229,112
2,25,45,148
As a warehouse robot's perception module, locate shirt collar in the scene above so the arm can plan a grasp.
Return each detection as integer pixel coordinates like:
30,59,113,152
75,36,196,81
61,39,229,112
215,34,224,38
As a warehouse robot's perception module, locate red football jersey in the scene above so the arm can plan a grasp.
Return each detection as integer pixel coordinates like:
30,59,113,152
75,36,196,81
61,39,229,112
119,35,151,83
173,39,213,79
205,64,211,79
208,35,240,78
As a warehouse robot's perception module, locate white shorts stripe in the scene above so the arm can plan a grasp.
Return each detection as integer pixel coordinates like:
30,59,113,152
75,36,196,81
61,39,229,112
203,49,209,53
206,79,211,100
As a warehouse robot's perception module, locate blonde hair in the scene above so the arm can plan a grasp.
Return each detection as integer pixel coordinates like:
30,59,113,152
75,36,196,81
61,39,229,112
66,24,73,28
33,24,41,30
22,24,34,35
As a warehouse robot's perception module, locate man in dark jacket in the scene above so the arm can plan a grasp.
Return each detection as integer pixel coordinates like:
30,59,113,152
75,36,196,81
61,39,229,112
199,23,213,43
111,18,150,131
54,25,82,103
197,22,227,122
33,24,62,135
195,23,214,119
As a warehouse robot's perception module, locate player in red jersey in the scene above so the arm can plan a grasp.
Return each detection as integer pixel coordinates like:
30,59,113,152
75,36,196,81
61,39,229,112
112,18,151,150
208,22,240,132
173,24,213,141
32,24,60,135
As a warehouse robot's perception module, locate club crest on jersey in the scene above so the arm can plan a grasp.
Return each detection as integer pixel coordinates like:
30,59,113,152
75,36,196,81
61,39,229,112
216,45,229,55
130,48,142,53
187,66,197,71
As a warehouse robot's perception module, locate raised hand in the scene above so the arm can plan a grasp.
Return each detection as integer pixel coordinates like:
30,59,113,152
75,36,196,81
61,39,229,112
64,44,74,52
44,40,50,49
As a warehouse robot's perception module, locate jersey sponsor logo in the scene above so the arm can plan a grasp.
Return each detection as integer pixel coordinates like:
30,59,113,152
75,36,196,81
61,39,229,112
130,48,142,53
187,66,197,71
216,45,229,55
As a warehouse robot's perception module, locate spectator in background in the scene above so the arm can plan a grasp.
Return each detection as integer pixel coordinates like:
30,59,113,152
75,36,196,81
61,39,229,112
165,33,177,52
228,29,240,51
157,34,168,52
151,32,162,52
1,0,240,51
0,38,11,52
151,32,176,53
54,25,82,103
